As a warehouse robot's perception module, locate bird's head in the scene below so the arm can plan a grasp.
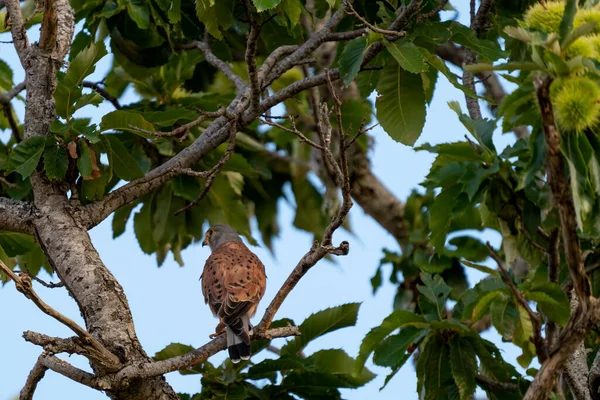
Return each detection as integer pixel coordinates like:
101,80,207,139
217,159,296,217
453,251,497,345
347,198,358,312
202,224,242,251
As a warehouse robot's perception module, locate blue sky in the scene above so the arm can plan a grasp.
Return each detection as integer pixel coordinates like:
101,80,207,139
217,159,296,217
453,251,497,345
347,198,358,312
0,4,528,400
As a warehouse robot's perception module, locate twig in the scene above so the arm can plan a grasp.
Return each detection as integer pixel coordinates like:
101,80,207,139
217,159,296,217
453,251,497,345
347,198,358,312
131,108,225,140
38,353,108,390
0,260,121,370
475,374,519,392
19,354,48,400
179,38,246,92
29,274,64,288
82,81,121,110
487,242,546,363
417,0,449,22
259,117,327,152
0,81,25,103
244,5,261,115
547,229,560,350
173,122,238,216
343,0,406,38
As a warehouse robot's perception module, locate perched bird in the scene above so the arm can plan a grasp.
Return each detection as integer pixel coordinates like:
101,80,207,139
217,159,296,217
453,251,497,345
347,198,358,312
201,224,267,363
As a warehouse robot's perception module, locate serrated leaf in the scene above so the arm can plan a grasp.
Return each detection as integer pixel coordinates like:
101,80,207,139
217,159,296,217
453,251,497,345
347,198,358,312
168,0,181,23
72,92,103,114
449,335,477,400
284,303,360,355
0,231,35,257
376,59,426,146
196,0,222,39
372,326,427,368
77,140,93,178
104,135,144,181
354,310,428,375
524,283,570,326
560,0,577,42
305,349,375,387
62,41,107,88
417,273,452,320
100,110,155,138
490,295,518,340
43,146,68,181
384,40,428,74
339,37,367,86
7,136,46,178
429,184,462,250
252,0,282,11
280,0,302,26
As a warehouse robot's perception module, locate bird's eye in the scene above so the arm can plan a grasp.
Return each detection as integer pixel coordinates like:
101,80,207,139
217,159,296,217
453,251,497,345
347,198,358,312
207,229,214,236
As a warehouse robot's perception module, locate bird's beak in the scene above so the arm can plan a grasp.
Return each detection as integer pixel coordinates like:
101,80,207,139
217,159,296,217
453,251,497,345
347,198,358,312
202,237,208,247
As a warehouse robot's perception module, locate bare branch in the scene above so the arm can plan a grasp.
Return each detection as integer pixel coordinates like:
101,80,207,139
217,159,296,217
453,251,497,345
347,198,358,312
39,353,109,390
565,298,592,400
245,11,261,115
475,374,519,392
4,0,30,62
343,0,406,37
134,108,226,140
105,326,299,385
28,274,65,288
20,354,48,400
82,81,121,110
0,260,121,371
0,81,25,103
417,0,450,22
173,123,238,216
487,242,546,362
179,39,246,92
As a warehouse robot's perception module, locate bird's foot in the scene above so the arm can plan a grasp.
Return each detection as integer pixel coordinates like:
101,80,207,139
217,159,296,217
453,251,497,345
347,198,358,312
209,329,226,339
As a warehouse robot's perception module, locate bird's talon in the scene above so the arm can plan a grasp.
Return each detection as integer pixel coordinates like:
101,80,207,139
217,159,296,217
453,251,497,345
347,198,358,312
209,329,226,339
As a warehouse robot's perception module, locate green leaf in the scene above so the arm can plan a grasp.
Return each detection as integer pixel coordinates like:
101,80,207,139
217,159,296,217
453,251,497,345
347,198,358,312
77,141,93,178
514,304,536,368
448,101,497,152
252,0,282,11
196,0,222,39
339,37,367,86
0,232,35,257
104,135,144,181
124,0,150,29
524,283,570,326
7,136,46,178
449,335,477,400
354,310,428,375
424,53,481,99
376,59,426,146
153,184,172,245
490,295,518,340
62,41,108,88
284,303,360,355
384,40,428,74
113,203,135,238
471,290,503,321
134,199,156,254
100,110,155,137
417,334,453,400
43,146,68,181
305,349,375,387
247,358,305,379
280,0,302,26
417,273,452,320
560,0,577,42
372,326,427,368
207,172,253,242
154,343,194,360
72,93,103,114
168,0,181,23
429,185,462,250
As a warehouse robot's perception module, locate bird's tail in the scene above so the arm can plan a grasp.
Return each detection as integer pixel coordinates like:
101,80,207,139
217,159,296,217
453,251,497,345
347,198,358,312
226,314,251,363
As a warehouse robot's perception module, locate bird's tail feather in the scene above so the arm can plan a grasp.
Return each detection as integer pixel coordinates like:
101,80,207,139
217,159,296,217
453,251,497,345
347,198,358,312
226,315,251,363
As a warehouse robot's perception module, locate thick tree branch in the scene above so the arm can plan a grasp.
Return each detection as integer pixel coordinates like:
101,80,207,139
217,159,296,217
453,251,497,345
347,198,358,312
3,0,29,62
39,353,109,390
0,260,121,371
0,197,35,233
20,354,48,400
105,326,299,386
0,81,25,103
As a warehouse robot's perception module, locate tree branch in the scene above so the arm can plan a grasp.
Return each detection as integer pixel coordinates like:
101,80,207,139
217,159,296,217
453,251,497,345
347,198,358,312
245,9,261,115
4,0,29,63
0,81,25,103
39,353,109,390
0,260,121,371
0,196,35,234
81,81,121,110
20,354,48,400
487,242,546,363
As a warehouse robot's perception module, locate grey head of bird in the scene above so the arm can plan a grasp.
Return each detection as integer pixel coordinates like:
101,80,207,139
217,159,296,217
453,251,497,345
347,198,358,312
202,224,243,251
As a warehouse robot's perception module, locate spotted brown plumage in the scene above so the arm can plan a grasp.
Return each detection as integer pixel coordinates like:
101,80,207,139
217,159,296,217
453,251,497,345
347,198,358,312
201,224,266,363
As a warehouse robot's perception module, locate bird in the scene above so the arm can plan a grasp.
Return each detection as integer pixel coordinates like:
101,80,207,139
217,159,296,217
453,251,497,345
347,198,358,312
200,224,267,363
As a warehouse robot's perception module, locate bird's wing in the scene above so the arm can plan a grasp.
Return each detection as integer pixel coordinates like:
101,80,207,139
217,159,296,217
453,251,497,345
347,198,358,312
202,242,266,323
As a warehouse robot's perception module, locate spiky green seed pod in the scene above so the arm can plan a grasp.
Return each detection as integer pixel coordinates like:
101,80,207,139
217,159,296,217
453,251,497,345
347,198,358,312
575,8,600,33
552,76,600,132
524,1,565,33
565,37,597,59
583,34,600,60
